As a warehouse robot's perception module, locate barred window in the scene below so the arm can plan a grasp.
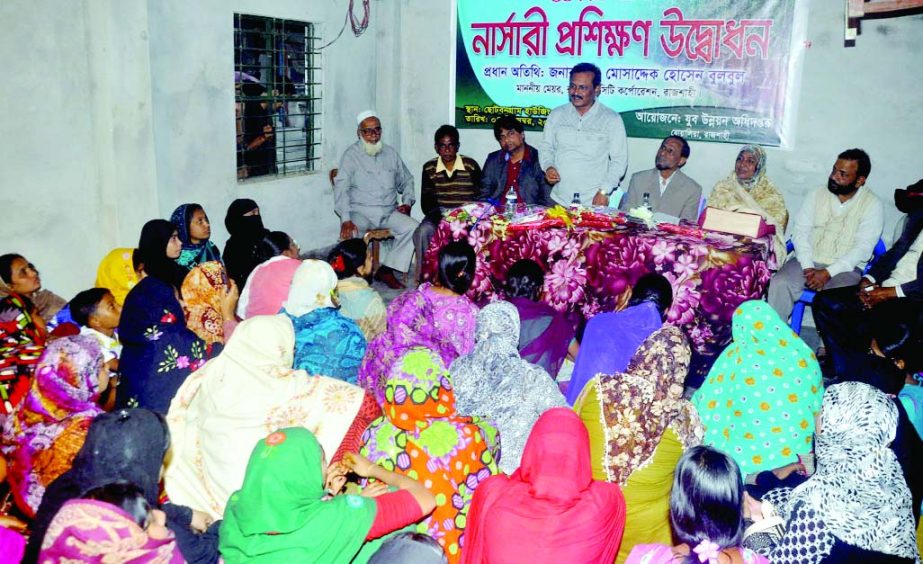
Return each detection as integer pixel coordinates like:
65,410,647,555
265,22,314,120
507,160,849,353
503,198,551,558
234,14,321,181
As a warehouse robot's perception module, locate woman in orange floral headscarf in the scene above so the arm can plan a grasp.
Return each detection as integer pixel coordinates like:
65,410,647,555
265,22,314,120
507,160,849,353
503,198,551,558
181,261,239,345
360,347,498,563
1,335,108,517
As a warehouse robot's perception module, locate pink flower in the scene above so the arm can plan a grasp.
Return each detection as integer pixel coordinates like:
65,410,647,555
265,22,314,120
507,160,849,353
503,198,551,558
672,252,702,279
663,272,702,326
175,355,190,369
650,239,674,265
545,258,587,311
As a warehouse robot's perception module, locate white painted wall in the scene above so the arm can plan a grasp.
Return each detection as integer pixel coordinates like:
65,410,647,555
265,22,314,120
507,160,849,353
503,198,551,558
1,0,921,300
393,2,923,242
0,0,159,299
0,0,394,298
147,0,396,254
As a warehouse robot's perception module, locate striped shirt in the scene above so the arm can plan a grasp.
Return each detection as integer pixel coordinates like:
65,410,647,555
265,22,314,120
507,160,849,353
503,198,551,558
420,155,482,217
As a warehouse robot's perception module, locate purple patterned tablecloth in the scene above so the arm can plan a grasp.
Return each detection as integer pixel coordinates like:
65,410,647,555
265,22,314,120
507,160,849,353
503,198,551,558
422,204,777,357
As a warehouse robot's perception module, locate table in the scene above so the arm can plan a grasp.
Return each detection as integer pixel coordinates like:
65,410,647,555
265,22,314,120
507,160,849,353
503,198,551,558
421,203,778,358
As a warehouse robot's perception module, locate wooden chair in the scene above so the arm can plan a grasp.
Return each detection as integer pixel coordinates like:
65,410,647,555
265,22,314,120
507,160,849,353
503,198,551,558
329,168,393,277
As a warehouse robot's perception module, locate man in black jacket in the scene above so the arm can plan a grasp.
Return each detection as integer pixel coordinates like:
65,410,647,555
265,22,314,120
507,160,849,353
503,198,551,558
814,179,923,379
479,116,552,206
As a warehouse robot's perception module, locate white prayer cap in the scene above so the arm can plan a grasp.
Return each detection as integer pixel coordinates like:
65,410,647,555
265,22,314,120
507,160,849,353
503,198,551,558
356,110,379,125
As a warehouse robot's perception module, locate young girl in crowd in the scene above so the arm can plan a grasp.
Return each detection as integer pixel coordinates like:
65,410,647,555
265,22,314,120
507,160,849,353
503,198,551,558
627,445,768,564
171,203,223,270
328,238,387,340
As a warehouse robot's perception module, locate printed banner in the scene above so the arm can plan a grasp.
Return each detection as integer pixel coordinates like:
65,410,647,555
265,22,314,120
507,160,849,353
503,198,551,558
455,0,805,147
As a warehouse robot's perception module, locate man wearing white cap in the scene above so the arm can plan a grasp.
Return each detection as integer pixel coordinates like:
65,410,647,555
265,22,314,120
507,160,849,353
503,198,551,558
334,110,417,289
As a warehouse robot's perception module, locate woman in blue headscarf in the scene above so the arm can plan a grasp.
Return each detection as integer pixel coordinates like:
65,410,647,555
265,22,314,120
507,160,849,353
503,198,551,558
282,260,367,384
170,204,222,271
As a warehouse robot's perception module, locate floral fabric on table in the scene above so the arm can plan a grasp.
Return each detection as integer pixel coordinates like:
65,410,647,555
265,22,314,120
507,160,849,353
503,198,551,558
422,203,776,356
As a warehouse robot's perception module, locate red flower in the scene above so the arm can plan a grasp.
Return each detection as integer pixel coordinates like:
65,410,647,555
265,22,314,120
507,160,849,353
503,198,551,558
160,311,177,324
265,431,287,446
331,255,346,273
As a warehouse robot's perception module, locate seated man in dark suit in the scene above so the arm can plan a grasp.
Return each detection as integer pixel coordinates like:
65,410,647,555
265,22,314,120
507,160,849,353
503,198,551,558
619,135,702,221
814,178,923,379
479,116,552,206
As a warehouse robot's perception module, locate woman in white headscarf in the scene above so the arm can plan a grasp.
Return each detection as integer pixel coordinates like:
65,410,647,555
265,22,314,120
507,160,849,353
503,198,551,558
708,145,789,260
281,260,367,384
747,381,919,563
164,314,377,521
450,301,566,474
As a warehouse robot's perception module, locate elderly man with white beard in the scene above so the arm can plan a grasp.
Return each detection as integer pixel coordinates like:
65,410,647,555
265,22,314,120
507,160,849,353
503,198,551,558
334,110,417,289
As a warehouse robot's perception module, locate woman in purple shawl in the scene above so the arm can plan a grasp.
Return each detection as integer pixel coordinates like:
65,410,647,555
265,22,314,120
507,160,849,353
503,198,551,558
566,273,673,405
503,259,576,379
357,241,479,404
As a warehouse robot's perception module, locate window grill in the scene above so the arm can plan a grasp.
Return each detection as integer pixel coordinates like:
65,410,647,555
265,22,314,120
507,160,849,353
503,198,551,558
234,14,322,180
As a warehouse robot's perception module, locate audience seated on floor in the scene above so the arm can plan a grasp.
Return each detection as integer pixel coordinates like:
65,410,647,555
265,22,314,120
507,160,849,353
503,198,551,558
463,408,626,564
502,258,575,378
357,240,479,404
171,203,223,271
451,301,565,474
282,259,366,383
2,161,921,564
360,347,498,563
574,324,703,562
219,427,435,563
328,238,387,341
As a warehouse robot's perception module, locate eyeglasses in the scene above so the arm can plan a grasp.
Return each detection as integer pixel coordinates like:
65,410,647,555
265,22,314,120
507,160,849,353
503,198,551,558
359,127,382,135
436,142,458,149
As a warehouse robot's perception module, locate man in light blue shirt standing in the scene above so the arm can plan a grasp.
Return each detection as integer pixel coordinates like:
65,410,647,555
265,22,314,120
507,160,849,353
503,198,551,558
538,62,629,207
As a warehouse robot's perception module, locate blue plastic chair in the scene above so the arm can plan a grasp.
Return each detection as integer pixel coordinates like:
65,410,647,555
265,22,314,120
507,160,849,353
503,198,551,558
787,238,887,334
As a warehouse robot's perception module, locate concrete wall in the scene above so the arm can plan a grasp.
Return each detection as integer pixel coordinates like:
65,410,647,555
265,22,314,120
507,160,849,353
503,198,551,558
0,0,159,298
1,0,921,299
393,2,923,242
0,0,393,298
147,0,395,254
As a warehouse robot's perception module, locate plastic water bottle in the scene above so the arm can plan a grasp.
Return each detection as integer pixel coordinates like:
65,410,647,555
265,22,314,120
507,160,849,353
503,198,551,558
642,192,652,212
570,192,581,208
506,186,518,218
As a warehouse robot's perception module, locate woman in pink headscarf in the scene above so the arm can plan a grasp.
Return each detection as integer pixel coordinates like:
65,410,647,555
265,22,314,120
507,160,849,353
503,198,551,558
461,408,626,563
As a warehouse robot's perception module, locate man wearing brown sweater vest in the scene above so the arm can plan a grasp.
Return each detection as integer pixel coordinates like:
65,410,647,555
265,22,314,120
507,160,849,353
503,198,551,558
413,125,481,274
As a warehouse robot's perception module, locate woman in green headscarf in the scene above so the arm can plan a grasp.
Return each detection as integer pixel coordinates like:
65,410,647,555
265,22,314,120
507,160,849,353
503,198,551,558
708,145,789,260
692,300,823,477
219,427,436,564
